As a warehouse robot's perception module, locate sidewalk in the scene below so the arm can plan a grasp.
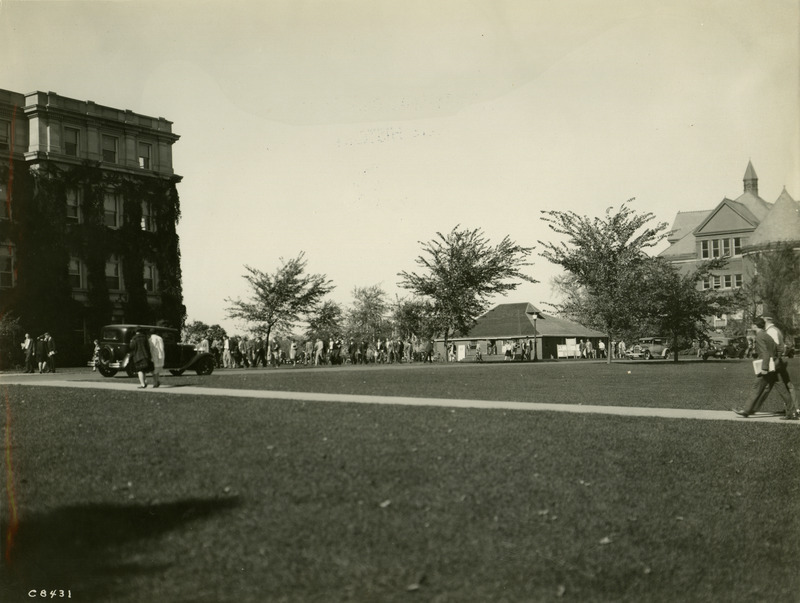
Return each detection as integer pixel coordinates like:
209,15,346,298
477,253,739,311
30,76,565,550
2,376,796,424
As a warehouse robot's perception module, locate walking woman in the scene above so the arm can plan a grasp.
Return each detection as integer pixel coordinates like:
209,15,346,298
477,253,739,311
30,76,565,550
148,329,165,388
130,328,152,389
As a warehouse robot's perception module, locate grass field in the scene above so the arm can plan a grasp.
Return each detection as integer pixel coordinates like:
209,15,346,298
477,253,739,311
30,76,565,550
2,359,799,602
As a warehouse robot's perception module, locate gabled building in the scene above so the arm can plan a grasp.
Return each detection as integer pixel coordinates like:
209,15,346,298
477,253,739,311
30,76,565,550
659,161,800,328
438,302,606,361
0,89,185,365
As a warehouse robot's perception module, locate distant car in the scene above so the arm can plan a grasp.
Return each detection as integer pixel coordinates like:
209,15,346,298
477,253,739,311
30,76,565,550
702,336,747,361
626,336,670,360
94,324,215,378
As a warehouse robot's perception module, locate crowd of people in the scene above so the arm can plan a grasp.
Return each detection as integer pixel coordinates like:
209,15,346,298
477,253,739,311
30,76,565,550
20,332,57,374
192,334,439,369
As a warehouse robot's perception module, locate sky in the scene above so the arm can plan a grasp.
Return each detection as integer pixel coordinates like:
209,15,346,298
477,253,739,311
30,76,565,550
1,0,798,334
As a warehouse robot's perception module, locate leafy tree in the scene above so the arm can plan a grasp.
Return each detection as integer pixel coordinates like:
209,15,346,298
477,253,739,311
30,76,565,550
398,226,536,358
345,285,391,342
743,243,800,335
226,253,333,343
305,300,344,343
539,200,668,363
644,257,735,361
0,313,23,370
183,320,227,344
392,297,437,340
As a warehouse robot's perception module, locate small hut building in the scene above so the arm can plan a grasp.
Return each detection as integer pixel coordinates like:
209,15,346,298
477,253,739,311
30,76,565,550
437,302,607,361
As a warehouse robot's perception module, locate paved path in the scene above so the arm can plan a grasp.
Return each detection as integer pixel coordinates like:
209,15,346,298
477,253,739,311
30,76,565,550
2,376,796,424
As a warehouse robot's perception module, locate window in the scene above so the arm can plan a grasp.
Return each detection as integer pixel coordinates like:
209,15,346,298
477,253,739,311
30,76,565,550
0,244,14,288
723,275,732,288
102,135,118,163
0,183,8,220
734,274,743,288
143,263,157,292
64,127,79,156
721,239,731,257
712,275,721,289
140,200,154,231
0,120,9,151
66,189,81,223
733,237,742,256
103,192,120,228
701,277,710,290
105,256,121,290
711,239,721,258
68,257,83,289
138,142,152,169
701,240,709,259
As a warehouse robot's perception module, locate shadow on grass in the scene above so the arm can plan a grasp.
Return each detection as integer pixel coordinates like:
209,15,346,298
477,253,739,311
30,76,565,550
1,496,241,602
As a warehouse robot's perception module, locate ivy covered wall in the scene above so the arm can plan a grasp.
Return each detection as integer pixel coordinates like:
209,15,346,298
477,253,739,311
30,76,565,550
0,160,185,366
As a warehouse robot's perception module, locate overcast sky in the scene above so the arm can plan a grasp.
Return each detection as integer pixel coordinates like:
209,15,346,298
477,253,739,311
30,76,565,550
1,0,798,334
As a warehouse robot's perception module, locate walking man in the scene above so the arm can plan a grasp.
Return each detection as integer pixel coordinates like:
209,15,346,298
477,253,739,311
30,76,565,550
764,315,798,419
735,317,778,418
21,333,35,373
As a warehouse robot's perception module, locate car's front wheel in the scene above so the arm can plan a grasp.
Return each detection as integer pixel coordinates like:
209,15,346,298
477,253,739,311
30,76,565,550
644,350,652,360
195,357,214,376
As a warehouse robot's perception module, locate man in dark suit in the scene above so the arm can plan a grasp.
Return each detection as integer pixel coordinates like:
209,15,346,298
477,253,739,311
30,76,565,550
735,317,778,417
44,332,56,373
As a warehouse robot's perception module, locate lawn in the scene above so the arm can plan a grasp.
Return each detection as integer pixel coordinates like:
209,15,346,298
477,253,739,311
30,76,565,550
2,360,799,602
125,356,797,413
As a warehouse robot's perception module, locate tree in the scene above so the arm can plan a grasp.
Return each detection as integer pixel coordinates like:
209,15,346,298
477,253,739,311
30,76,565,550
398,226,536,358
743,244,800,335
345,285,391,342
183,320,227,344
0,312,23,370
539,200,669,363
643,257,735,361
305,300,343,343
392,297,437,340
226,253,333,343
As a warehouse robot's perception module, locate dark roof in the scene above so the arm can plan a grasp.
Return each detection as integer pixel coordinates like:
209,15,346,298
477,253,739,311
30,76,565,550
748,188,800,248
667,210,710,243
446,303,606,340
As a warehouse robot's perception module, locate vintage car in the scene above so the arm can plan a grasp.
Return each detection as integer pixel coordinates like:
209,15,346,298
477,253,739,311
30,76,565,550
625,336,671,360
94,324,215,378
702,336,748,360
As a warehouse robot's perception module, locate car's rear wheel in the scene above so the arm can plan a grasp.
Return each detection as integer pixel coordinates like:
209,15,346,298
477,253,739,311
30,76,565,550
97,363,117,378
125,363,136,378
195,356,214,375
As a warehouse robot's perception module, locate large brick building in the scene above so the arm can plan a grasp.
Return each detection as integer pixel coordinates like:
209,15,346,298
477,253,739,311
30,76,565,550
659,161,800,329
0,89,185,365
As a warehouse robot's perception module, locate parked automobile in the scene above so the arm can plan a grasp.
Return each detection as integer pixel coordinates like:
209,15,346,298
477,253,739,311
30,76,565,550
93,324,215,377
626,336,670,360
702,336,748,360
